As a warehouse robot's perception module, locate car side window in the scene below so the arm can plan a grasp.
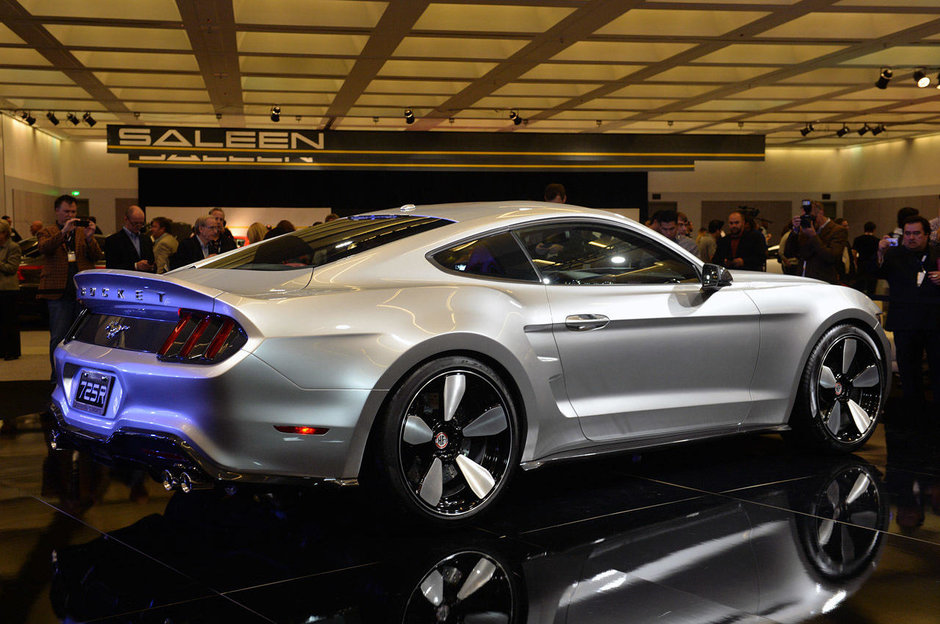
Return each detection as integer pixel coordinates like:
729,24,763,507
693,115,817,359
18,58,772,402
432,231,539,282
516,222,700,285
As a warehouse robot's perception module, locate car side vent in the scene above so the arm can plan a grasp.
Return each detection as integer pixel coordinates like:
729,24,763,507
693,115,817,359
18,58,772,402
157,310,247,364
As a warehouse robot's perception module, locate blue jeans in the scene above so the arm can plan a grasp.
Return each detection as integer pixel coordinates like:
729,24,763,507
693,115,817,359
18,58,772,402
47,297,80,380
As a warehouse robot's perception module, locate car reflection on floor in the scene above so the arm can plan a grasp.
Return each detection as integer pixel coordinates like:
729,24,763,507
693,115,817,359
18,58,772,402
49,457,886,624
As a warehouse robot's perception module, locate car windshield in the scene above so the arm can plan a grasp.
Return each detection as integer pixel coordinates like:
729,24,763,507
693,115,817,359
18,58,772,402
200,215,452,271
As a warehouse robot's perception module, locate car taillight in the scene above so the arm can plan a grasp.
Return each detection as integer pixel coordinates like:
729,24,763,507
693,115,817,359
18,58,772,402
158,309,246,364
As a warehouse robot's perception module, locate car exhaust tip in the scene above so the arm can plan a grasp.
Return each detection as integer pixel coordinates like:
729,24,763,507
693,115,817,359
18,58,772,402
179,471,212,493
162,470,178,492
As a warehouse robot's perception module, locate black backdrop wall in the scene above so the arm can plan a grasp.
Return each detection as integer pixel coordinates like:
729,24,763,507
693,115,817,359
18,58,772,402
139,168,648,217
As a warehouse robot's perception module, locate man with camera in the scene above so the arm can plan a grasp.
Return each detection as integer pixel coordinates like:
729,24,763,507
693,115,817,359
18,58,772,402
37,194,102,376
877,215,940,409
784,199,847,284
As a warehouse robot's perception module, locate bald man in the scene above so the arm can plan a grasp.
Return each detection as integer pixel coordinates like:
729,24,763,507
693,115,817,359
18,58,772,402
105,205,154,271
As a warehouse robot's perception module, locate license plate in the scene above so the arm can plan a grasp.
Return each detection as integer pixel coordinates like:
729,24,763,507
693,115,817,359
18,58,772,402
73,370,115,416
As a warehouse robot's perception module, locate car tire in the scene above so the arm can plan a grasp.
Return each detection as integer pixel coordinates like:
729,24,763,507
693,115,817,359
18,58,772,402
373,356,520,524
790,324,885,452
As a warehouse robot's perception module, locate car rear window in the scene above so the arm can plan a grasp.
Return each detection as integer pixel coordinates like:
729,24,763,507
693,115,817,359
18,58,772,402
199,215,452,271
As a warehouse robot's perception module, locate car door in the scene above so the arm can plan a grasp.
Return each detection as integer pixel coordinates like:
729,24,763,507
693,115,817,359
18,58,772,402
515,220,761,442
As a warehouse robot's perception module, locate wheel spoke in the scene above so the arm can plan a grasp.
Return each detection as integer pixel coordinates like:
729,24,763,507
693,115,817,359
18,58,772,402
851,365,880,388
463,406,508,438
455,454,496,499
846,399,872,434
419,569,444,607
845,473,871,505
456,557,497,601
819,366,837,389
826,402,842,436
840,525,856,561
444,373,466,422
818,518,835,546
403,415,434,445
842,338,857,375
826,481,841,509
419,457,444,506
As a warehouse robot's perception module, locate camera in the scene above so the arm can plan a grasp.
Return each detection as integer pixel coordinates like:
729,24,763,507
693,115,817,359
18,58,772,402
888,234,899,246
74,218,89,227
801,199,812,213
799,199,812,228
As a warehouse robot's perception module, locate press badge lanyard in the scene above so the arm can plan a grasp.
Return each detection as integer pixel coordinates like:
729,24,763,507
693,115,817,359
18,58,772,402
916,253,927,287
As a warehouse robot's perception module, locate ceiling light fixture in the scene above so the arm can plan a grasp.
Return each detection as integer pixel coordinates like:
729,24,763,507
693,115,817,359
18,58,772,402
875,67,893,89
46,111,59,125
509,110,523,126
836,124,849,137
857,123,870,136
404,109,415,124
800,122,814,137
913,68,930,88
871,123,886,136
270,105,280,122
66,112,79,125
936,73,940,89
82,112,96,127
21,111,36,125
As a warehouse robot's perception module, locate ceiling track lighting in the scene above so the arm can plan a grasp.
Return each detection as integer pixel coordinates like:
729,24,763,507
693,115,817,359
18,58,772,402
800,122,814,137
836,124,849,137
875,67,893,89
45,111,59,125
66,112,80,125
913,68,930,88
857,123,870,136
270,105,280,122
404,109,415,124
20,111,36,125
82,112,96,127
509,110,524,126
871,123,886,136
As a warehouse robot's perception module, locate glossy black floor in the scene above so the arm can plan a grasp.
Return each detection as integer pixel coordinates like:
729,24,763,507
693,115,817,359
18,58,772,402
2,390,939,623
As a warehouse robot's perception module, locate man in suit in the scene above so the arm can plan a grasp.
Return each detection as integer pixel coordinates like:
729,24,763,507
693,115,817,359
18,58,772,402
105,205,154,272
209,208,237,253
784,200,847,284
37,195,102,375
150,216,178,274
169,216,219,270
876,216,940,408
712,210,766,271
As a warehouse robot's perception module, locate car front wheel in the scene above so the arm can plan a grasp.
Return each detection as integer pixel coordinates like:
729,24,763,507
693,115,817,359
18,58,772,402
791,324,885,452
375,356,520,524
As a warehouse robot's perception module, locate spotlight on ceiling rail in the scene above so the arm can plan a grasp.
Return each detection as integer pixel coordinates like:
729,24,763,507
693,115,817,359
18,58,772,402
21,111,36,125
270,105,280,122
913,68,930,88
82,112,96,127
875,67,893,89
404,109,415,124
509,110,524,126
66,112,79,125
871,123,886,136
46,111,59,125
857,123,870,136
836,124,849,137
800,122,814,137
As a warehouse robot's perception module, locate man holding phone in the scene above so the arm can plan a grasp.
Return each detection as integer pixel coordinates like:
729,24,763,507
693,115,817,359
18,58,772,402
784,199,848,284
36,194,102,377
877,215,940,409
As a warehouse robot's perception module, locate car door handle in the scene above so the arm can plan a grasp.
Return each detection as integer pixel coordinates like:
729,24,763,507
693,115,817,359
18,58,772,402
565,314,610,331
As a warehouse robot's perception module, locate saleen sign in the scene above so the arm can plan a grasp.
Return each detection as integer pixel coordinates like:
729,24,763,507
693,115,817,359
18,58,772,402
107,125,765,171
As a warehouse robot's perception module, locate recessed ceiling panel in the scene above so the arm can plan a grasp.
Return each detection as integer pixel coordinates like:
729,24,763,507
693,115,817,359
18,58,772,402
0,68,74,84
581,98,677,110
651,65,778,82
840,46,940,66
367,80,472,95
787,99,884,111
552,110,634,121
125,102,214,113
520,64,641,81
239,57,355,76
0,85,88,98
0,24,25,44
690,99,789,111
778,67,881,84
757,12,938,39
651,112,738,121
553,41,696,63
237,32,368,56
356,94,450,107
413,5,574,33
244,104,328,116
837,87,938,100
19,0,181,20
733,85,845,99
609,84,720,98
242,76,346,91
111,88,209,102
377,60,497,79
393,37,528,60
71,51,197,71
694,44,847,64
95,72,206,89
243,92,333,105
45,25,191,50
234,0,387,28
595,9,768,37
494,83,600,97
0,48,52,66
477,95,568,109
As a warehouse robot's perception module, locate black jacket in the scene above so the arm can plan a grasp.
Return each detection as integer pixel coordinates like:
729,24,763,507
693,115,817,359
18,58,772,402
104,229,154,271
876,243,940,331
711,229,766,271
169,236,208,270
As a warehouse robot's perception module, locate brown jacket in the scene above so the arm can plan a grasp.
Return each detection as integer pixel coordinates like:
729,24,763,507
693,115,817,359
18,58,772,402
784,219,848,284
37,224,102,299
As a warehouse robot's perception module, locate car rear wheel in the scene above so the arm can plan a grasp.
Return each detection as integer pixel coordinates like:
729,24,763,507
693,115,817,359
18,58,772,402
375,356,520,524
791,324,885,452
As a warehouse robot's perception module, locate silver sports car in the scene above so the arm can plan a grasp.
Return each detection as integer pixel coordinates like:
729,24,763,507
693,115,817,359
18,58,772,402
50,202,890,523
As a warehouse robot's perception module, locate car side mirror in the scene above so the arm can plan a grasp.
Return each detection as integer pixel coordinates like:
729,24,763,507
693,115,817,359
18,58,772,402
701,263,733,293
